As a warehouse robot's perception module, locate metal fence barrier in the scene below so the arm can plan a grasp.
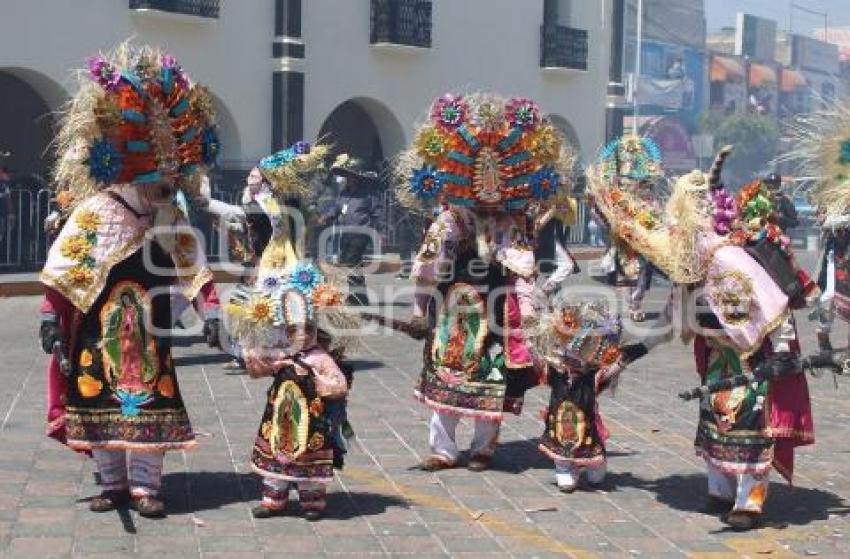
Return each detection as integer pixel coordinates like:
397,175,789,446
0,186,593,273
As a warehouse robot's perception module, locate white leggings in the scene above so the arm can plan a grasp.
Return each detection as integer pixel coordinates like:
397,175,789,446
428,411,500,463
92,449,164,498
706,461,769,514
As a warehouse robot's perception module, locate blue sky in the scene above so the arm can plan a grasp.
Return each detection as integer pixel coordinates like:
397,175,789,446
706,0,850,34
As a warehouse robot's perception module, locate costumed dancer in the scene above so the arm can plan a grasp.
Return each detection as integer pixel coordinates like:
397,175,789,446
221,144,323,368
588,139,815,530
228,259,356,521
396,93,575,472
532,189,580,296
223,143,357,520
784,101,850,354
592,136,665,322
526,295,623,492
39,44,220,517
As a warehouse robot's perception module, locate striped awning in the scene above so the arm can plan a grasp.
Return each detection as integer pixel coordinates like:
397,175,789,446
710,55,744,81
749,63,777,87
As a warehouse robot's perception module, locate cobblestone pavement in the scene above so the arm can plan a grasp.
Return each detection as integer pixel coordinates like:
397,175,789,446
2,259,850,558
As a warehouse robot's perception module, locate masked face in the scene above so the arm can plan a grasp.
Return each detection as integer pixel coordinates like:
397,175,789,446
247,168,263,192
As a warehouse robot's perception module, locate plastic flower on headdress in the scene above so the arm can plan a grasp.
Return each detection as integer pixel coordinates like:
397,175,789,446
431,94,467,129
530,168,559,200
506,97,540,131
411,166,444,199
711,187,737,235
414,127,448,160
293,141,311,155
260,147,297,169
288,262,323,294
87,56,122,91
87,138,123,183
312,283,343,308
528,126,561,164
246,296,275,324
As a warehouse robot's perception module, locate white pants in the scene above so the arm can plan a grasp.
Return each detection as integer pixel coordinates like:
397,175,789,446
706,462,769,514
92,449,164,498
554,461,607,488
428,411,499,463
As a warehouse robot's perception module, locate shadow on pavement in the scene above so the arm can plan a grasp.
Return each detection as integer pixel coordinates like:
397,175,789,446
172,353,233,367
345,359,385,372
489,439,639,474
604,471,850,528
160,471,409,519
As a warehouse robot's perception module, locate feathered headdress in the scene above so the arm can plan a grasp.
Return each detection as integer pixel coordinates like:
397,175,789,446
783,98,850,224
258,141,329,199
395,92,575,213
587,135,715,284
526,294,623,372
226,260,360,356
54,42,219,207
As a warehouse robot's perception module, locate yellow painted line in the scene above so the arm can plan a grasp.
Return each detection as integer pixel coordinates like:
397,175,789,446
342,465,597,558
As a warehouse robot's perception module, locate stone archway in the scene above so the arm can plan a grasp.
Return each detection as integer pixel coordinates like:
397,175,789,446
210,93,243,170
0,68,69,185
318,97,405,172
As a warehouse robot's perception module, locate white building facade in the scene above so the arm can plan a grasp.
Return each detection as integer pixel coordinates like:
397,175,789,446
0,0,613,268
1,0,613,183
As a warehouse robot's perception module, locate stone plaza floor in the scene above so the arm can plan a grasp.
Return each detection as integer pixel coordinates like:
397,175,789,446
1,264,850,558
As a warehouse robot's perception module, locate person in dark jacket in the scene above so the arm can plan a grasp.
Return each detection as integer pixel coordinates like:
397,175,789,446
763,173,799,232
318,156,379,305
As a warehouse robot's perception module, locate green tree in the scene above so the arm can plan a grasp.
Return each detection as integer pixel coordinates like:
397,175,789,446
698,112,780,187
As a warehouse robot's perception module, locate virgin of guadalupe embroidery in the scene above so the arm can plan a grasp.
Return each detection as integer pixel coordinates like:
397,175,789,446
99,281,159,416
432,284,487,376
270,380,310,460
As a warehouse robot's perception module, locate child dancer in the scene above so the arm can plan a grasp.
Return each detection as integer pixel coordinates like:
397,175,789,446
529,296,623,492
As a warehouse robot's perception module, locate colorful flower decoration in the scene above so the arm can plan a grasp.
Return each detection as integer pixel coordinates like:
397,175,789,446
414,127,448,160
411,166,445,199
293,141,311,155
87,138,123,183
288,262,323,294
711,187,737,235
60,234,93,262
259,147,297,170
67,265,93,286
247,296,275,324
840,140,850,165
530,168,559,200
312,283,344,308
201,127,220,166
263,276,280,289
87,56,122,91
430,94,467,129
75,210,101,233
506,97,540,131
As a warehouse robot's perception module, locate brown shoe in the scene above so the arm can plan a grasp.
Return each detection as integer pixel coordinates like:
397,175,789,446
131,495,166,518
89,490,129,512
467,454,492,472
726,511,759,531
419,456,455,472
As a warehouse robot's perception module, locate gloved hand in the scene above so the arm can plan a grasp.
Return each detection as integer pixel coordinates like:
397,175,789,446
39,320,62,354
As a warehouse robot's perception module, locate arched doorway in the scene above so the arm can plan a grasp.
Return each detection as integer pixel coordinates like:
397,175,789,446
207,94,245,201
316,97,408,255
0,68,68,187
0,68,68,270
